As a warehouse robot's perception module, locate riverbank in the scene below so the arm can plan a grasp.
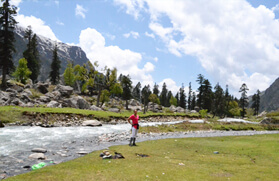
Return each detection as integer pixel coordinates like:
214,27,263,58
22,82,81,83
1,124,279,180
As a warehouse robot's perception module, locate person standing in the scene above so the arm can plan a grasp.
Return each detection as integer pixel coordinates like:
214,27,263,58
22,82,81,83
127,110,139,146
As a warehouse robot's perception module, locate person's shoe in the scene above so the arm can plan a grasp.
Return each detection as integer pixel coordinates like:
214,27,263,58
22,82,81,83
129,138,133,146
132,138,137,146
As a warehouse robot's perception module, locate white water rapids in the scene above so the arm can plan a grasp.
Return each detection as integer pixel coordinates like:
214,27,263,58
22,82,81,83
0,121,185,157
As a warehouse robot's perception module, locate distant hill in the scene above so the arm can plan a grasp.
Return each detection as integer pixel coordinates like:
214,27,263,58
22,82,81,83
257,77,279,112
12,26,89,81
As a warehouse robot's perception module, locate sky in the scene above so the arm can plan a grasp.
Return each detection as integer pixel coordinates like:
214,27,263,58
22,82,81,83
9,0,279,97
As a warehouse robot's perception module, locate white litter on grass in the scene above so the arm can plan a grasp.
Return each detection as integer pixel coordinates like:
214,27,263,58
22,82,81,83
217,118,258,124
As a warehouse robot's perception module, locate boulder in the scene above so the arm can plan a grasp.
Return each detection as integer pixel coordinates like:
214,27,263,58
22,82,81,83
108,108,120,113
176,106,185,113
82,120,102,127
36,82,49,94
23,89,33,97
169,105,177,112
51,91,62,100
6,88,18,94
31,148,47,153
62,98,78,108
55,85,73,98
28,153,46,160
39,96,51,103
90,105,103,111
128,105,142,111
0,121,4,128
47,101,60,108
76,96,90,109
190,110,197,113
129,99,140,106
20,92,32,103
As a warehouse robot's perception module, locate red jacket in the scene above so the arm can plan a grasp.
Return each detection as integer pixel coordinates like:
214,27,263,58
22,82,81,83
129,114,139,129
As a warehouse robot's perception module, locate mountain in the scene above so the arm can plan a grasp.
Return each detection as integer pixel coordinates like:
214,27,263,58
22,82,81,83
13,26,89,81
258,77,279,112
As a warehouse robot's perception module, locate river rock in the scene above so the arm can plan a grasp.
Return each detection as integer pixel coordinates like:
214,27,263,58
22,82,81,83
77,151,89,155
82,120,102,127
0,121,4,128
28,153,46,160
90,105,102,111
176,106,185,113
31,148,47,153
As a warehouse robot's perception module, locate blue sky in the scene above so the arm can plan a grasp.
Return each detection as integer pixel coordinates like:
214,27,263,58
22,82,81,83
10,0,279,97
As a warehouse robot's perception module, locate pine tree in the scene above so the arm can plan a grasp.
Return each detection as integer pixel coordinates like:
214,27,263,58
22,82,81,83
132,82,141,101
160,82,168,107
212,83,225,117
196,74,205,109
23,26,40,83
203,79,213,111
251,89,260,116
12,58,31,84
49,44,61,85
166,91,172,107
191,92,196,110
175,92,180,106
179,85,186,109
153,83,160,97
239,83,249,118
187,82,192,110
0,0,17,89
121,75,132,110
142,85,151,113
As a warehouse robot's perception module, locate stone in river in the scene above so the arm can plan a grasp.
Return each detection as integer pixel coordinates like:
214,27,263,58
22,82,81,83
28,153,46,160
82,120,102,127
31,148,47,153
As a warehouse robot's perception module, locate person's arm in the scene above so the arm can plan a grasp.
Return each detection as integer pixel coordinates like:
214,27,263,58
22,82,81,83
127,117,132,125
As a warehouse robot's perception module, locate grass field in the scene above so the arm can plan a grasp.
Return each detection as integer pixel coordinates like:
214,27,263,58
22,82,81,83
7,134,279,181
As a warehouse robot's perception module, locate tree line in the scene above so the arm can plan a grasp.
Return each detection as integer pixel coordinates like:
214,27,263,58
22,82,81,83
0,0,260,117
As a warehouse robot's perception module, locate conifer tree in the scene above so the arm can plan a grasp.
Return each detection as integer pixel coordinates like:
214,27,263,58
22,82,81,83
49,44,61,85
142,85,151,113
166,91,172,107
203,79,213,111
160,82,168,107
251,89,260,116
212,83,225,117
196,74,205,109
187,82,192,110
191,92,196,110
23,26,40,83
132,82,141,101
121,75,132,110
239,83,249,118
153,83,160,97
179,85,186,109
0,0,17,89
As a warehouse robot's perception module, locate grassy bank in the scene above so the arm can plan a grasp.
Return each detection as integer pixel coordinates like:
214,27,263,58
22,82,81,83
7,134,279,181
0,106,199,123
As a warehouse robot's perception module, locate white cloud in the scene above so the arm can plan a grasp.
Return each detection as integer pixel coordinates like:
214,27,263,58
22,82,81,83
75,4,87,19
153,57,158,62
115,0,279,95
10,0,22,6
56,20,64,26
78,28,154,86
145,31,155,39
158,78,180,95
114,0,145,20
54,0,59,6
16,14,59,41
123,31,140,39
272,4,279,12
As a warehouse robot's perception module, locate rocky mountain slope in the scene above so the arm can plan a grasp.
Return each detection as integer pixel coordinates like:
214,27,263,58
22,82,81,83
258,77,279,112
13,26,89,81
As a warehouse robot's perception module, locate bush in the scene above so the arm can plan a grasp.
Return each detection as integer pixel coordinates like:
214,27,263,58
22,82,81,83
199,109,208,118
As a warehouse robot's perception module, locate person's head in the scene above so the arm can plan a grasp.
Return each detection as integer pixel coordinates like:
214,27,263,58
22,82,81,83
134,109,137,115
